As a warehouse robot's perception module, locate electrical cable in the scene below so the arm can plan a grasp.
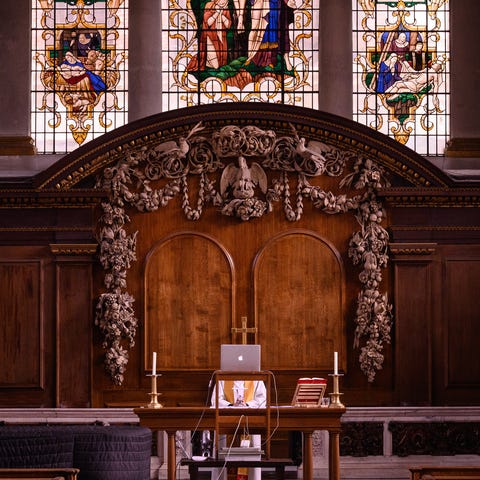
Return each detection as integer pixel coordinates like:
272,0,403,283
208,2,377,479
258,370,280,450
213,414,246,480
188,369,217,446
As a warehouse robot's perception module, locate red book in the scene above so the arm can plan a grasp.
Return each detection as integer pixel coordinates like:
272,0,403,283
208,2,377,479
292,378,327,407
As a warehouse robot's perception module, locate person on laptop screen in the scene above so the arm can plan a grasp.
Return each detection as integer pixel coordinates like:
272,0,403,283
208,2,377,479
213,379,266,407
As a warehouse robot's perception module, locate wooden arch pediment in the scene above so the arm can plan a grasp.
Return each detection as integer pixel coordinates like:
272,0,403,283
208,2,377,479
32,103,453,191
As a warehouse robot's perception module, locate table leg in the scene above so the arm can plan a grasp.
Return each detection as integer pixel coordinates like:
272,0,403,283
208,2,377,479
189,464,199,480
167,430,177,480
328,430,340,480
302,431,313,480
275,465,285,480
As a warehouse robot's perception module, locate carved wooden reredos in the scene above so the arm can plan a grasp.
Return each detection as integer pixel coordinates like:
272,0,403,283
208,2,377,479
37,103,454,394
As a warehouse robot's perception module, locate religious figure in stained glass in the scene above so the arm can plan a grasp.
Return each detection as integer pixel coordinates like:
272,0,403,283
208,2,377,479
244,0,296,67
187,0,297,88
32,0,128,152
353,0,449,154
165,0,317,108
187,0,233,74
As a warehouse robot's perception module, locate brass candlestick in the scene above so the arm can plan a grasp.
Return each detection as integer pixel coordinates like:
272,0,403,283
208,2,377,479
147,373,163,408
328,373,345,408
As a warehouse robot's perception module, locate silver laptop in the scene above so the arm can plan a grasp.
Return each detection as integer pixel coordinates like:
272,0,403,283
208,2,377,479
220,344,261,371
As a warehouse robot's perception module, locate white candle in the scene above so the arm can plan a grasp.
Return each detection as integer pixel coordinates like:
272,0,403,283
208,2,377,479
334,351,338,375
152,351,157,376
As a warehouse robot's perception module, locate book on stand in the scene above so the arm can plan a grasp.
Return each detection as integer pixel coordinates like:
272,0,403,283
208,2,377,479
291,377,327,407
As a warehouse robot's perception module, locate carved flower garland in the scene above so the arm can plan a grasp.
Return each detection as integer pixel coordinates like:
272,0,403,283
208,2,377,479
95,123,393,384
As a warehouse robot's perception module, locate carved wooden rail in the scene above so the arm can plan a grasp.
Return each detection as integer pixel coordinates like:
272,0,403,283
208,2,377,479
410,466,480,479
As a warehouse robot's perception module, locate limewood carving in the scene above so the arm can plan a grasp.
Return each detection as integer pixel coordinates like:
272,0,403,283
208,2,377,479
95,122,393,385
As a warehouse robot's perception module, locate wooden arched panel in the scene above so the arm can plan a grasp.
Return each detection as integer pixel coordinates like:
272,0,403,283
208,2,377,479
144,232,235,370
254,230,345,370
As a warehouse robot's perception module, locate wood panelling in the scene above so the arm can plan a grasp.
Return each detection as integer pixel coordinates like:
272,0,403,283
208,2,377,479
391,247,435,405
0,258,44,388
144,232,234,371
444,253,480,387
430,245,480,405
0,247,56,407
55,260,93,407
145,228,348,374
0,245,96,407
254,230,345,370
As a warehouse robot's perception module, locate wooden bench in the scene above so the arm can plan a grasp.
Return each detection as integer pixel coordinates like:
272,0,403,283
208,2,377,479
0,468,79,480
180,458,295,480
410,466,480,479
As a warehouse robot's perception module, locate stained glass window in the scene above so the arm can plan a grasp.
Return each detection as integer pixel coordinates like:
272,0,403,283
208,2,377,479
31,0,128,154
162,0,318,109
353,0,450,156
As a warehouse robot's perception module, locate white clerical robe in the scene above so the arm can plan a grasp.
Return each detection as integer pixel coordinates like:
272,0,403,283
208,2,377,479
210,380,266,480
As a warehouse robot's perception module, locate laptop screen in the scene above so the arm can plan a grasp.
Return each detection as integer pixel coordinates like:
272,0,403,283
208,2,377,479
220,344,261,371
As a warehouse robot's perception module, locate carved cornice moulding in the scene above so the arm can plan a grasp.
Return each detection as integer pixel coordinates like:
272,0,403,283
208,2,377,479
379,187,480,207
392,226,480,232
0,226,94,233
389,243,437,256
50,243,98,255
0,189,106,209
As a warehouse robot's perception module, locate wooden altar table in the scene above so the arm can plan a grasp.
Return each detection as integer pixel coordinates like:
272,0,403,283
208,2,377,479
134,406,345,480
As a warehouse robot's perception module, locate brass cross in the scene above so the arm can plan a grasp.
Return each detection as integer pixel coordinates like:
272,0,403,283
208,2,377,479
231,316,257,344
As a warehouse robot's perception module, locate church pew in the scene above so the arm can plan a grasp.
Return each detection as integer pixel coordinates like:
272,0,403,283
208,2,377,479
0,425,151,480
0,468,79,480
410,466,480,479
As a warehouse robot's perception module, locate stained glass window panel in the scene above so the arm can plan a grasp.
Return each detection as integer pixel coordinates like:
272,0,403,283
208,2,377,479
353,0,450,156
162,0,319,109
31,0,129,154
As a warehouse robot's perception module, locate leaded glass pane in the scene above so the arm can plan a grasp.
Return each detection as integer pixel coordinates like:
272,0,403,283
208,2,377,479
31,0,129,154
353,0,450,156
162,0,318,109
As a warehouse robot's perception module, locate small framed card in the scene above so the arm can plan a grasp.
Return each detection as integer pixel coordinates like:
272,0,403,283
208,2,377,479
291,377,327,407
